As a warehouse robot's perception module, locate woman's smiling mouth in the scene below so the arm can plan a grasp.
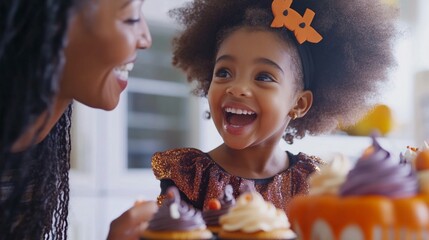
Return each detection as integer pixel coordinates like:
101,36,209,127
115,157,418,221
114,62,134,81
114,62,134,90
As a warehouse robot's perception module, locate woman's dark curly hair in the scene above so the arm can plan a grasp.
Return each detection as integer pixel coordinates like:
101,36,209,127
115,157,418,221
0,0,77,239
170,0,398,143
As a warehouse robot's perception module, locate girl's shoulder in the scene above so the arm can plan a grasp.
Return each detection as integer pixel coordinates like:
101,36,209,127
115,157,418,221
151,148,214,179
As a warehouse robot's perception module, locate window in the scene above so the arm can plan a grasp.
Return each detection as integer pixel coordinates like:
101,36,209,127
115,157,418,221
127,25,196,169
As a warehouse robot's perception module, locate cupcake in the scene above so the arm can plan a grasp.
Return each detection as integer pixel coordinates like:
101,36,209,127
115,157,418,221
308,153,351,196
288,135,426,240
218,188,296,239
140,187,213,240
339,138,418,198
202,184,236,234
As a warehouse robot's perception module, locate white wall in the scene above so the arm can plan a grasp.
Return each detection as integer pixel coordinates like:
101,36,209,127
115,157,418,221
143,0,191,26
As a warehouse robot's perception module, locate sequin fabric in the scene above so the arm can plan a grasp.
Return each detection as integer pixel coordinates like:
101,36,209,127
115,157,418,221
152,148,323,214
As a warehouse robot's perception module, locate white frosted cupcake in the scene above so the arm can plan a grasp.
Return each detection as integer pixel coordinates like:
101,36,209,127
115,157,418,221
218,189,296,239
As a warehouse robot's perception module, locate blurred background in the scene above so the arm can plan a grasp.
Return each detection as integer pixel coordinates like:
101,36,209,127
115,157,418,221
68,0,429,238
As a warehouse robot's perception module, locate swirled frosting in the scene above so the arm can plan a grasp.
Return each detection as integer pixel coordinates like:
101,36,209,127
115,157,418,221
203,184,236,226
219,190,290,233
309,153,351,195
147,187,207,231
339,136,418,198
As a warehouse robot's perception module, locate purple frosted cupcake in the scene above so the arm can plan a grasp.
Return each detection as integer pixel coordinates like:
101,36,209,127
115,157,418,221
141,187,213,240
202,184,236,234
340,135,418,198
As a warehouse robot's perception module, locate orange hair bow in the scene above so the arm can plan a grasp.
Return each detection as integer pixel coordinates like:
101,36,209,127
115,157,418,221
270,0,323,44
270,0,301,31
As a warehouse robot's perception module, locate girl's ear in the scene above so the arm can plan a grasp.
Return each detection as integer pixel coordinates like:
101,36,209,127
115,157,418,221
292,90,313,118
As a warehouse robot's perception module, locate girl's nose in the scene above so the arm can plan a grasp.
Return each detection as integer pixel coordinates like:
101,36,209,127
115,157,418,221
137,17,152,49
226,81,252,97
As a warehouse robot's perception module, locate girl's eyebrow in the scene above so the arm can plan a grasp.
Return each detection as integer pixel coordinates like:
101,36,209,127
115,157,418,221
216,55,234,63
216,55,284,74
254,58,284,74
121,0,143,9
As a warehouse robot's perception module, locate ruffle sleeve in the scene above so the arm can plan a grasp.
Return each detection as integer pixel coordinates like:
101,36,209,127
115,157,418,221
289,152,324,195
151,148,216,209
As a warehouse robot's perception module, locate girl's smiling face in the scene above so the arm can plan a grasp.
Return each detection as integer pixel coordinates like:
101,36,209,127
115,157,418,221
208,28,311,149
60,0,151,110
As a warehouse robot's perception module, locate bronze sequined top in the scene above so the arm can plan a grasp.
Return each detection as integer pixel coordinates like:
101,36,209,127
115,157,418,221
152,148,322,214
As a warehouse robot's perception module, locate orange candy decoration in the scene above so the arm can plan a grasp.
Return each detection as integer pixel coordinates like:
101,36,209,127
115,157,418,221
362,146,375,158
415,150,429,171
208,199,221,210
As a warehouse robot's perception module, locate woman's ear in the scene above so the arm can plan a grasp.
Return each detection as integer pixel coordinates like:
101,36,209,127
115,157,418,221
292,90,313,118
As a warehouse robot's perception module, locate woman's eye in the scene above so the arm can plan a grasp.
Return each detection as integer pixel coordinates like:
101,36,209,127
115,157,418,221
256,73,275,82
215,69,231,78
124,18,141,25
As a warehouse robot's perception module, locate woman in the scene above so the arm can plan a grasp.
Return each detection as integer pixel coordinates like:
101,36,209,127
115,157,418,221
0,0,157,239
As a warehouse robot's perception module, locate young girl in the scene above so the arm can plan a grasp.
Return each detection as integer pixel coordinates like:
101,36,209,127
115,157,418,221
152,0,398,213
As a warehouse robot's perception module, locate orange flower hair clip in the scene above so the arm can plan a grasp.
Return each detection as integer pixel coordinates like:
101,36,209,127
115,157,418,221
270,0,323,44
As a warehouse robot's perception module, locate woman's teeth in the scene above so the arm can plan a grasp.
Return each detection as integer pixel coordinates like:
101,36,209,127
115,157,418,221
225,107,255,115
114,62,134,81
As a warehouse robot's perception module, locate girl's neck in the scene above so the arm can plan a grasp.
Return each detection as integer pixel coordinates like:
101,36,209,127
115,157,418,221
11,96,72,152
209,143,289,179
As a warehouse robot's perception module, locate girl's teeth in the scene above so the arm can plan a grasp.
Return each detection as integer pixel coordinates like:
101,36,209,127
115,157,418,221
225,107,255,115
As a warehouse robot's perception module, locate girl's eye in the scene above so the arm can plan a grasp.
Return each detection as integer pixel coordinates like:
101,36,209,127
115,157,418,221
124,18,141,25
214,69,231,78
256,73,275,82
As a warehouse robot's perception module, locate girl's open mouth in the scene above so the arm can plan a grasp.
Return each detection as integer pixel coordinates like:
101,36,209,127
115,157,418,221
224,107,257,128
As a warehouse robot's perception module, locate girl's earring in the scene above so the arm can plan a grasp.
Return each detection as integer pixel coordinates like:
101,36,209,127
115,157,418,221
289,112,298,120
204,110,211,120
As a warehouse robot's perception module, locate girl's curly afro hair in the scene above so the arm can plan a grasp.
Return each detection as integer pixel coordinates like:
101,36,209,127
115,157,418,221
170,0,398,143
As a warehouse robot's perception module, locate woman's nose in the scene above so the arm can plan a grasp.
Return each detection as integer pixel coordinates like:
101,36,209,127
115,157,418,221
137,17,152,49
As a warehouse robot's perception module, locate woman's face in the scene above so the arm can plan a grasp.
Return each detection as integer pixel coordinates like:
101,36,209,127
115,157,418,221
60,0,151,110
208,29,307,150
